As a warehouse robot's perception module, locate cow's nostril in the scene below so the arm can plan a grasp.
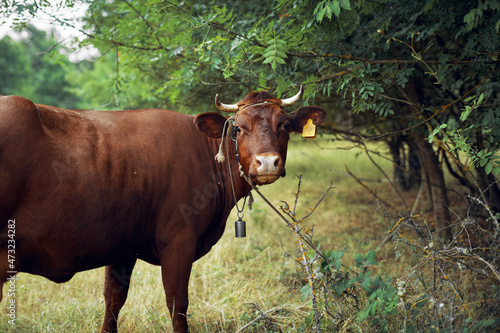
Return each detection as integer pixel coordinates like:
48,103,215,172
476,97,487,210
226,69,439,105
255,154,280,174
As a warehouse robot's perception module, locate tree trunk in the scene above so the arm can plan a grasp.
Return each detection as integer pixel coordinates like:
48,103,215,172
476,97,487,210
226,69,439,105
388,136,407,191
407,142,422,190
388,136,423,191
414,139,452,239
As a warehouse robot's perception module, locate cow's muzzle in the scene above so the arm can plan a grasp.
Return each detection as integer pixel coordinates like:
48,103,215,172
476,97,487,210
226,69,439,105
252,153,285,185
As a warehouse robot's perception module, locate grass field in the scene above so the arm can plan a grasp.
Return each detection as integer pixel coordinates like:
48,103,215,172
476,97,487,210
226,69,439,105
1,134,497,332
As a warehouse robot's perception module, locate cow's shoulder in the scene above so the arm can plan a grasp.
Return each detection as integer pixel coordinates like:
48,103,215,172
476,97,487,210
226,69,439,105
0,95,40,122
0,95,45,136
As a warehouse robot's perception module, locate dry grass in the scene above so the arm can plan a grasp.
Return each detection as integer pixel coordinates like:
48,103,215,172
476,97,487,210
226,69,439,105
2,134,495,332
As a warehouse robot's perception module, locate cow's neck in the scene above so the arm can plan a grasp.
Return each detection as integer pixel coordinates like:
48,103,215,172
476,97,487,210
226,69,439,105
220,139,253,204
207,135,250,208
193,137,252,257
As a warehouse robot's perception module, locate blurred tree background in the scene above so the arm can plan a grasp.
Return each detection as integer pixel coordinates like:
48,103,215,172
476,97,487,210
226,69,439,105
0,25,82,107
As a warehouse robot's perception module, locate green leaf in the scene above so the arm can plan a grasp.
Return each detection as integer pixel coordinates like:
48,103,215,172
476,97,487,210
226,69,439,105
262,50,276,58
355,253,364,265
258,71,267,89
300,284,311,300
339,0,351,10
304,315,312,327
357,309,369,321
480,318,496,326
361,277,372,291
485,161,494,174
477,92,484,104
275,57,286,64
262,34,288,71
369,290,379,300
276,51,287,58
335,282,346,296
332,1,341,18
460,106,473,122
349,275,361,284
364,250,376,261
464,12,474,25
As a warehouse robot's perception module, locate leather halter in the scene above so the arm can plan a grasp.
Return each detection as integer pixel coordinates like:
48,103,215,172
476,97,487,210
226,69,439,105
237,100,273,113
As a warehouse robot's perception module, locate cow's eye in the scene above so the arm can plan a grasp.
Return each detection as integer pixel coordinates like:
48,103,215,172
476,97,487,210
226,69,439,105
282,121,291,132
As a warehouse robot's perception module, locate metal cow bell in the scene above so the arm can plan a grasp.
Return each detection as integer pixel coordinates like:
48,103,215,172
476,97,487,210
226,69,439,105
235,216,246,238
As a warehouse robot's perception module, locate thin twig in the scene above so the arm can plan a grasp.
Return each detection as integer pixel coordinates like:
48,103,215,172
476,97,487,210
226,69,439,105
243,174,334,332
468,254,500,282
293,173,303,214
362,143,408,211
466,194,500,238
345,165,395,210
235,305,282,333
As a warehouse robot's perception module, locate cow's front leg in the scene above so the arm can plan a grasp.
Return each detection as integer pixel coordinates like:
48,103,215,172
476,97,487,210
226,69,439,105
160,241,195,333
101,257,137,333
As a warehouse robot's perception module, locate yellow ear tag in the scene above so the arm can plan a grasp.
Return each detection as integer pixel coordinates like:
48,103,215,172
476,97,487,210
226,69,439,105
302,119,317,139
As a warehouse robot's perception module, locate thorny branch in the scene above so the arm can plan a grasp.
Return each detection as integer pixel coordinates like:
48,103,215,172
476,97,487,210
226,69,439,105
236,303,283,333
362,142,408,211
344,165,396,210
246,174,333,261
246,173,334,332
466,194,500,238
246,168,499,331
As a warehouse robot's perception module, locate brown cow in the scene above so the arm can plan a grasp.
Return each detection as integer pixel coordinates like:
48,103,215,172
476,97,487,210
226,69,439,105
0,87,325,332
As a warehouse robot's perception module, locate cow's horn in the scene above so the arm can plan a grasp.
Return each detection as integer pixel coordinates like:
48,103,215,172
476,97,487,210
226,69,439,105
215,94,239,112
280,85,303,108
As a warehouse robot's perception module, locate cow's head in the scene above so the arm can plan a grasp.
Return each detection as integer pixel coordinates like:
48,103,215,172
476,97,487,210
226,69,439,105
194,86,326,185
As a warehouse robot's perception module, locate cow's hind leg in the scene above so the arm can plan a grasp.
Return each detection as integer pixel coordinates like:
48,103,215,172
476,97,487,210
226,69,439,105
101,257,137,333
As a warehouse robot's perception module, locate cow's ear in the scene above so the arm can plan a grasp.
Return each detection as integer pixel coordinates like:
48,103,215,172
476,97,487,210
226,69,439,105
290,106,326,133
194,112,227,138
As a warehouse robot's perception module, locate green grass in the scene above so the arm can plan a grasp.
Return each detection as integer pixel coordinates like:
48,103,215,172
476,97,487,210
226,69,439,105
1,134,492,332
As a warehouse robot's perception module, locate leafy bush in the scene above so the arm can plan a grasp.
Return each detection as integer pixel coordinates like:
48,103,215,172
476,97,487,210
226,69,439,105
248,175,500,333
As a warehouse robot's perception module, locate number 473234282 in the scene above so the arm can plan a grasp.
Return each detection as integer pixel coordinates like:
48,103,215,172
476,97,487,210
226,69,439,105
7,219,16,272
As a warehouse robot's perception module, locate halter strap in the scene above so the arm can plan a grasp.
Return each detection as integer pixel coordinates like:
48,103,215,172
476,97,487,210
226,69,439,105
238,100,273,112
214,115,235,163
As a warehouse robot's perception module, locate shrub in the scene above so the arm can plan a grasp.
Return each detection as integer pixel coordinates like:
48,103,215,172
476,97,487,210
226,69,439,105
247,174,500,333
